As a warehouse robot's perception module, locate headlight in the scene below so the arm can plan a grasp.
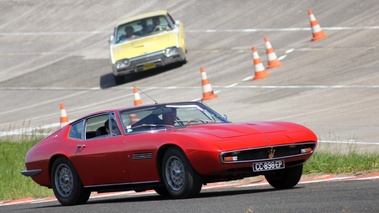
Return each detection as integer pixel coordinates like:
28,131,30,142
116,59,130,69
164,47,179,57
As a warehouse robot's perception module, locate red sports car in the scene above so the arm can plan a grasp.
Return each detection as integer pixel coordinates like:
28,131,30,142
22,101,317,206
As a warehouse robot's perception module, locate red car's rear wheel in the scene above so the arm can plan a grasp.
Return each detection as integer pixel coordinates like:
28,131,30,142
162,147,203,198
51,157,90,205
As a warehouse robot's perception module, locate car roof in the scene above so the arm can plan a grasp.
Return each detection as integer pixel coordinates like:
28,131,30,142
116,101,202,112
73,101,201,122
116,10,169,26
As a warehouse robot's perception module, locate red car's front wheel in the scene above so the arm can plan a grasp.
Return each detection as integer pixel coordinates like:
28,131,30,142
162,147,203,198
265,164,303,189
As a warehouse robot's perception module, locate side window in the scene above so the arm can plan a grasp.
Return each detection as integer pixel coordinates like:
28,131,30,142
85,114,109,139
85,113,121,139
108,116,122,136
69,120,84,139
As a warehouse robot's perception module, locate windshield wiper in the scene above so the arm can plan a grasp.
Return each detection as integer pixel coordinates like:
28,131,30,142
132,124,174,130
176,119,216,125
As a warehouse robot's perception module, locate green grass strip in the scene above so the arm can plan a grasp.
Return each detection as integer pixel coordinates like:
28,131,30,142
0,139,53,201
304,150,379,174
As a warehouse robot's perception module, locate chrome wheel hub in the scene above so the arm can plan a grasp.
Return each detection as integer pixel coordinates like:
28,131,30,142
55,164,73,197
166,156,185,191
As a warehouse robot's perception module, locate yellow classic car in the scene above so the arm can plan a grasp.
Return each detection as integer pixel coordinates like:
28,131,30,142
109,10,187,84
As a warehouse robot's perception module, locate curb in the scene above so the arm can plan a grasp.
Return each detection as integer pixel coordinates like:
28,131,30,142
1,173,379,206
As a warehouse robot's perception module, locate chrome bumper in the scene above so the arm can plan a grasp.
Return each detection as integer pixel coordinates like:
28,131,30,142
21,169,42,177
112,48,186,76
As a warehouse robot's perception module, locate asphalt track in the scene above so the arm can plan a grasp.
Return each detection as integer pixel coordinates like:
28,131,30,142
1,174,379,212
1,0,379,154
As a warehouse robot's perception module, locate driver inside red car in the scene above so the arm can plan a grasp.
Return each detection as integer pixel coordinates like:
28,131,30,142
161,108,177,125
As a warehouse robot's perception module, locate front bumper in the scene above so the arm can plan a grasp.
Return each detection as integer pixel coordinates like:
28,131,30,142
112,47,186,76
220,142,317,164
21,169,42,177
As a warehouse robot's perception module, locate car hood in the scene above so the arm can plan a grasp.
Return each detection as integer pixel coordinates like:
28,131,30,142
111,31,178,61
182,122,295,137
175,122,317,150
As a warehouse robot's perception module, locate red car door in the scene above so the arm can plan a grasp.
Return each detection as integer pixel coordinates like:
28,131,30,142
71,136,128,186
123,133,162,183
70,113,129,186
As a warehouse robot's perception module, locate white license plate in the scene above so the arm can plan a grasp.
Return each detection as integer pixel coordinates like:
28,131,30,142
252,160,285,172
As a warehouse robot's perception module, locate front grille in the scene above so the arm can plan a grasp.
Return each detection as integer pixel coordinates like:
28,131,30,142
220,142,316,163
131,51,164,65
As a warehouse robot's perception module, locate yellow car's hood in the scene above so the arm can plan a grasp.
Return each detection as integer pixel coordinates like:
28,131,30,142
111,31,178,62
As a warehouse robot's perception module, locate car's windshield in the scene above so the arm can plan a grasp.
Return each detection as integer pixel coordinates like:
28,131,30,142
115,15,172,44
119,102,229,133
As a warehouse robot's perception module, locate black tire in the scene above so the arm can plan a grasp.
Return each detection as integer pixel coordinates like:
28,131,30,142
162,147,203,199
154,186,170,197
265,165,303,189
51,157,90,206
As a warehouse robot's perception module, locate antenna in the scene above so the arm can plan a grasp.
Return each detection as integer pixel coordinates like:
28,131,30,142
136,86,158,104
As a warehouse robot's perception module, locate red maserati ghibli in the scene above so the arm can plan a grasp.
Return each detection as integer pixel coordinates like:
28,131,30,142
22,101,317,205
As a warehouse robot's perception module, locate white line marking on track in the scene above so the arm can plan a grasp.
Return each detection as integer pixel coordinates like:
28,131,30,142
242,76,254,81
3,85,379,91
319,140,379,145
285,48,295,54
358,176,379,180
30,199,55,204
218,85,379,89
226,83,239,88
278,55,287,60
298,176,355,184
0,31,109,36
187,26,379,32
1,26,379,36
0,85,376,91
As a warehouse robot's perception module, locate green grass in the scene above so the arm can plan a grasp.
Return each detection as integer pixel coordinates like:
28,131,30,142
0,138,53,201
304,147,379,174
0,138,378,201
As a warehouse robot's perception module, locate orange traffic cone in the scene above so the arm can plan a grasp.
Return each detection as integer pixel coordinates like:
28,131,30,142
133,86,142,106
252,47,270,80
264,36,283,69
128,113,140,125
200,67,218,101
308,9,328,41
60,103,69,127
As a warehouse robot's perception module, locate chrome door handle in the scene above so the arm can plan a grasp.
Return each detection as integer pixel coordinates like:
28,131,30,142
77,144,86,149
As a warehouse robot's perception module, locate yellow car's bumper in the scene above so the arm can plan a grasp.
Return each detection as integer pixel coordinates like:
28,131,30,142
111,46,186,76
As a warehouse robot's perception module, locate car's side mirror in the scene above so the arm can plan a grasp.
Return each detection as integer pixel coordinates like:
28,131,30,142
175,20,180,27
108,35,114,44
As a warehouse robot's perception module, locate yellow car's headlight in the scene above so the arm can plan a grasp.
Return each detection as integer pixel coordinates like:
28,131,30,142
116,59,130,69
164,47,179,57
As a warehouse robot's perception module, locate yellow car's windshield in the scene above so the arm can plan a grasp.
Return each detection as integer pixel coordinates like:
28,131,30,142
115,15,173,44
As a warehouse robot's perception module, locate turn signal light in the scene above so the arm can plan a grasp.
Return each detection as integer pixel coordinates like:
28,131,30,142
224,156,238,162
301,148,313,153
